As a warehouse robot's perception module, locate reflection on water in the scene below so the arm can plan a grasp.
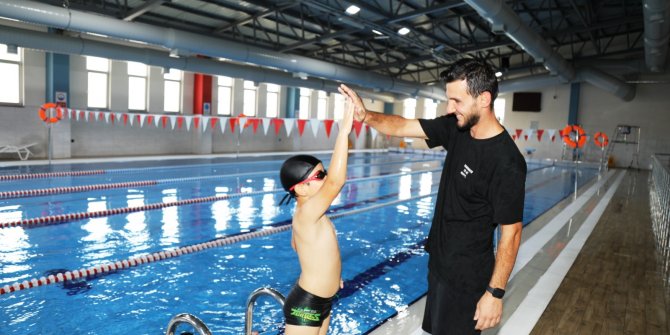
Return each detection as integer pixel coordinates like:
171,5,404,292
0,227,31,280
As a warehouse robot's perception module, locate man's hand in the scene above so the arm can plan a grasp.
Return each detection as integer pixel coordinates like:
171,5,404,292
473,292,502,330
338,84,367,122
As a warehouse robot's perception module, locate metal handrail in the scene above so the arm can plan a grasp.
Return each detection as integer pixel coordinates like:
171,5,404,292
244,287,286,335
165,313,212,335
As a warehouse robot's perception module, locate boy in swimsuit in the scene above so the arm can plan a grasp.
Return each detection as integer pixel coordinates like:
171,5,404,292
278,88,354,335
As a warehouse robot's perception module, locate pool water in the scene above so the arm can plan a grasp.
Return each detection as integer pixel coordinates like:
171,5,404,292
0,152,597,334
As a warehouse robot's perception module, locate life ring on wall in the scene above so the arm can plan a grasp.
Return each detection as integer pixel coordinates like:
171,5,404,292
38,103,63,124
562,124,587,149
593,132,609,147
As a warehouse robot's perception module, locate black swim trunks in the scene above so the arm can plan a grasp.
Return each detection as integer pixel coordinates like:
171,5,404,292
283,284,334,327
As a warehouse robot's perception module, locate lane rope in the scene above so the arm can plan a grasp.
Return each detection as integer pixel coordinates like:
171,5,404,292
0,169,442,228
0,180,157,199
0,169,105,181
0,190,439,296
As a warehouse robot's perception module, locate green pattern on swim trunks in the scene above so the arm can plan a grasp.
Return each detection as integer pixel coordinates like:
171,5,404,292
290,307,321,322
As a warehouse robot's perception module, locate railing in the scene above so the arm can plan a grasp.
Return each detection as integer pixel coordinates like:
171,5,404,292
164,313,212,335
245,287,286,335
650,154,670,290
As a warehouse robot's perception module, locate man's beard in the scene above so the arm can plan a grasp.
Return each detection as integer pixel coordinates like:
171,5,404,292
457,112,480,130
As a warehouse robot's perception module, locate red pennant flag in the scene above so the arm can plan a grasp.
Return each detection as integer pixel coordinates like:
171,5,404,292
123,114,129,126
536,129,544,141
161,116,168,128
249,118,261,134
147,115,154,126
79,111,85,120
271,118,284,136
210,118,218,129
97,112,103,121
386,134,391,140
177,116,184,129
193,117,200,129
110,113,115,124
558,129,564,138
512,134,517,141
89,111,95,121
323,120,335,138
352,120,363,138
515,129,523,140
229,117,239,132
296,119,308,136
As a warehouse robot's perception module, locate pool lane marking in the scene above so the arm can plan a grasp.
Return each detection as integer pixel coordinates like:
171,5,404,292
0,180,158,199
0,169,106,181
0,169,443,228
0,164,561,229
0,167,593,296
0,156,443,183
0,191,439,296
499,170,626,335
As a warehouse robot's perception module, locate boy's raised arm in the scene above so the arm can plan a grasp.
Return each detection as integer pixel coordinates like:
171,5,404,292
296,93,354,222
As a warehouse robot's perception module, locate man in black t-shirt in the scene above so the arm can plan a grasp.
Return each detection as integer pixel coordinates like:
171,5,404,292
339,59,526,334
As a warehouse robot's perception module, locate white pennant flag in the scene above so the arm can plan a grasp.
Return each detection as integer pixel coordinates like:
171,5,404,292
169,115,177,130
202,117,209,132
284,118,295,137
525,128,534,141
153,115,161,127
309,119,320,137
85,111,90,122
75,110,81,121
261,118,271,135
238,117,245,134
129,113,135,126
104,112,110,123
184,116,192,131
139,114,146,127
547,128,557,141
369,126,378,141
219,117,228,134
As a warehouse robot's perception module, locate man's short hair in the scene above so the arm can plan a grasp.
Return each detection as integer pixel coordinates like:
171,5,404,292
439,58,498,101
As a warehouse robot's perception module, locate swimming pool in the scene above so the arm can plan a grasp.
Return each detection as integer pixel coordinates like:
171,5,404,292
0,151,598,334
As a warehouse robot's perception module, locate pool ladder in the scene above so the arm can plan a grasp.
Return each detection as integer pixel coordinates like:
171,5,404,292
245,287,286,335
165,313,212,335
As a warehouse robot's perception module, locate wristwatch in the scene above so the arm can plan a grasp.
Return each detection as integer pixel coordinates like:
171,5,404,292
486,285,505,299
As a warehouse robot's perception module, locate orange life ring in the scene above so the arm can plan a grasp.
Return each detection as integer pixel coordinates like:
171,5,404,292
593,132,609,148
38,103,63,124
562,124,587,149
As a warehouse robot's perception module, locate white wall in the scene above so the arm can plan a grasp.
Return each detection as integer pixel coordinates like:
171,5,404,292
1,48,670,167
0,50,348,160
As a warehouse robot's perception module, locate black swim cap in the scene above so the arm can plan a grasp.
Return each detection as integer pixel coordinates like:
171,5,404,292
280,155,322,193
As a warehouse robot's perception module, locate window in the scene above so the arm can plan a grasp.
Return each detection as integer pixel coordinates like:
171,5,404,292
163,68,182,113
333,93,344,120
424,98,437,119
299,88,312,119
86,56,109,109
217,76,233,115
127,62,148,111
403,98,416,119
494,97,506,124
266,83,280,118
317,90,328,120
243,80,257,116
0,44,21,104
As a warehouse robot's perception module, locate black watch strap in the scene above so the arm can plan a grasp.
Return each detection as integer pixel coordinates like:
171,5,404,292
486,285,505,299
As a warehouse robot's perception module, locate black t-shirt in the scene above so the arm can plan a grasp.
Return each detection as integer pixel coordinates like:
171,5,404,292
418,114,526,292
